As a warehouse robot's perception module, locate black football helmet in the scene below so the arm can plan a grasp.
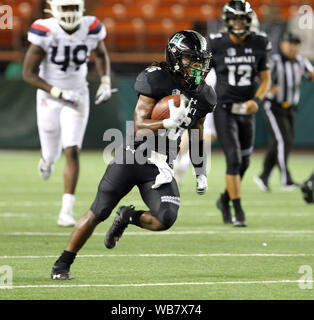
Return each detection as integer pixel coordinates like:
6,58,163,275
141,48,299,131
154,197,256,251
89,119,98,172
166,30,212,90
222,0,253,37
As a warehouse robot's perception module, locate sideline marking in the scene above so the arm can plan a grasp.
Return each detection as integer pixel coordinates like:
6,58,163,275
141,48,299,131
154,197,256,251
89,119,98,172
0,253,313,259
9,279,314,289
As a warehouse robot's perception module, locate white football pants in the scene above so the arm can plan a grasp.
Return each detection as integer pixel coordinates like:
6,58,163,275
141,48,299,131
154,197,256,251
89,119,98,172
36,87,89,164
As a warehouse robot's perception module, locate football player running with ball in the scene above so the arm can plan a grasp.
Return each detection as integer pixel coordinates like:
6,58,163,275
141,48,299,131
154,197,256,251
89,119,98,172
208,0,271,226
51,30,216,280
23,0,113,227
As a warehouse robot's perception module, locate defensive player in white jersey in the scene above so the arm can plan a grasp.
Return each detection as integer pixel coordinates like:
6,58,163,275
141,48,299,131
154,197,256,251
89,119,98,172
23,0,112,227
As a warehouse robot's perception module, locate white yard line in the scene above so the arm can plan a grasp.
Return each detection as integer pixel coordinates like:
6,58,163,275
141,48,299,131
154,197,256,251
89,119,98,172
7,279,314,289
1,230,314,237
0,200,306,207
0,253,313,259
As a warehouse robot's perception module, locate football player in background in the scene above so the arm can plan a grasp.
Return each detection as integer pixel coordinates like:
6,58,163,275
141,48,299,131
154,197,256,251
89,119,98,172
174,8,260,186
23,0,112,227
51,30,216,280
208,0,271,226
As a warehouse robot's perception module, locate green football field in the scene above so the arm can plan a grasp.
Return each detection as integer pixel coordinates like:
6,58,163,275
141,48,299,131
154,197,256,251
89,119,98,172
0,150,313,300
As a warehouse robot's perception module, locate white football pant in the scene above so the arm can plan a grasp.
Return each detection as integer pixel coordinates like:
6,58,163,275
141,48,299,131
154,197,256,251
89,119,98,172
36,88,89,164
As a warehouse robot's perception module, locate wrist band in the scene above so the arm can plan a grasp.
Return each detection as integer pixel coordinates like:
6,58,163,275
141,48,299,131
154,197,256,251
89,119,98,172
101,75,111,85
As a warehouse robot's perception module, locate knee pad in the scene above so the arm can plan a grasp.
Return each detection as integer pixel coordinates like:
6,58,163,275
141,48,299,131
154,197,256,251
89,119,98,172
155,202,179,230
226,150,241,175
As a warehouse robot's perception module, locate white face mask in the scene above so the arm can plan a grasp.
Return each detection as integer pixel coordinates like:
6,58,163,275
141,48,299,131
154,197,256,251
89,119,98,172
46,0,84,31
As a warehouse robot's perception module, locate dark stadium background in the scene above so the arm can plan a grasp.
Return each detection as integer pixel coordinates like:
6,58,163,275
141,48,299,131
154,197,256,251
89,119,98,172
1,0,314,149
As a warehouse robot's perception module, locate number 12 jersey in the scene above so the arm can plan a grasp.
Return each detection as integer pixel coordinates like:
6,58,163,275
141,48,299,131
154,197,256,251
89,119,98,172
208,31,272,104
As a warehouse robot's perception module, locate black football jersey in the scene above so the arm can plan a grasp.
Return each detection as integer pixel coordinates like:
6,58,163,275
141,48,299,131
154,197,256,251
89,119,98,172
208,31,271,104
133,65,217,164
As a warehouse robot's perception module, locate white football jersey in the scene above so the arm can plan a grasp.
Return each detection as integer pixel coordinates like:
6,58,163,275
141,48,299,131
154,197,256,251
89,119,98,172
28,16,106,90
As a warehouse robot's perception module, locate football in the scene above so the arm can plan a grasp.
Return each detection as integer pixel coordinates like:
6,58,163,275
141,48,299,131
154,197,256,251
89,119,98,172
151,95,181,120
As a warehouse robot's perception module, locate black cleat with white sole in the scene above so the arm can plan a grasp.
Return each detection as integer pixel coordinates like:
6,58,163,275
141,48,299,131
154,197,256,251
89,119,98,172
105,205,135,249
216,195,232,224
233,210,247,227
301,180,314,203
51,261,72,280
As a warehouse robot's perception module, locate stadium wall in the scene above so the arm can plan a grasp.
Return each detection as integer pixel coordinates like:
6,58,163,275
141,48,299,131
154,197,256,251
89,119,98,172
0,77,313,149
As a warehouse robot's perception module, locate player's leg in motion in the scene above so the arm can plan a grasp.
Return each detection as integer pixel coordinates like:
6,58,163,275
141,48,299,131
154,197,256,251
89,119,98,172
105,164,180,249
36,90,63,180
280,111,296,190
256,103,296,191
58,145,80,227
51,162,136,279
57,91,89,227
255,102,279,190
214,107,249,227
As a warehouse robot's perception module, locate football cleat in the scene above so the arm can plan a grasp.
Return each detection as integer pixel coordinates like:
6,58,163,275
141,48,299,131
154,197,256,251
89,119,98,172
196,175,208,195
38,158,53,180
51,261,72,280
216,194,232,224
253,176,270,192
233,210,247,227
58,210,76,227
105,206,134,249
281,182,298,192
301,179,314,203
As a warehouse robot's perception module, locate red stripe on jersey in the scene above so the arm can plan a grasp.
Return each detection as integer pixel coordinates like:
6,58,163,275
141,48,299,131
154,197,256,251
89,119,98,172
31,24,50,32
89,18,100,31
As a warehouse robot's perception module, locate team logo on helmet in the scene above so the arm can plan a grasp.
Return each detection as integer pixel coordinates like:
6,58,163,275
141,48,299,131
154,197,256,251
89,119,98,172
170,33,186,45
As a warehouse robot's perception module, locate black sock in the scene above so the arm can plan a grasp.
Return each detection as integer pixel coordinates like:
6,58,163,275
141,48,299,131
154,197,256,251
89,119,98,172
232,198,243,213
126,210,145,227
57,250,76,266
221,190,230,202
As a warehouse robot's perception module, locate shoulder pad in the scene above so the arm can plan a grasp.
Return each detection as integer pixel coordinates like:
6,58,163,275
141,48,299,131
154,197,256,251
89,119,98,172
203,84,217,108
209,33,223,40
134,67,173,99
29,19,51,37
145,66,163,73
254,32,272,51
197,82,217,110
255,31,268,38
84,16,103,35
